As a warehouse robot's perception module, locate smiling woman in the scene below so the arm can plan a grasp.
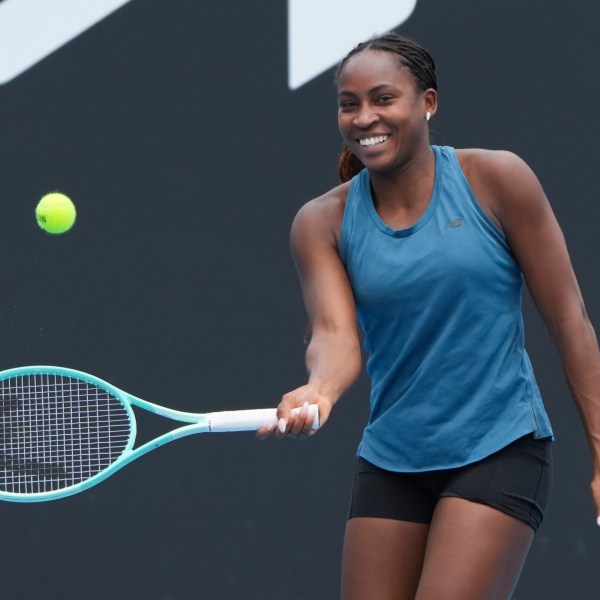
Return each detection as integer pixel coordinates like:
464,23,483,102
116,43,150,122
336,34,437,186
258,32,600,600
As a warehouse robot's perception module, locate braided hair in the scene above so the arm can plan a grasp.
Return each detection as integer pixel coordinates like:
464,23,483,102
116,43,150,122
336,33,437,182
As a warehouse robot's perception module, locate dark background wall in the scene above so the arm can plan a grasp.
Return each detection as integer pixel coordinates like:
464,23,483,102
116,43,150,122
0,1,599,598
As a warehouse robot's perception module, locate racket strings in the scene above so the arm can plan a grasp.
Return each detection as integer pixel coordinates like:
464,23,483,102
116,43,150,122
0,374,131,494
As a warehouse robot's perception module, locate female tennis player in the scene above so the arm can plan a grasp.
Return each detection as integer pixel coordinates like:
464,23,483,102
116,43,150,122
259,33,600,599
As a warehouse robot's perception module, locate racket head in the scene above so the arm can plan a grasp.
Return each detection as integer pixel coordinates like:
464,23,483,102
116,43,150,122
0,365,136,502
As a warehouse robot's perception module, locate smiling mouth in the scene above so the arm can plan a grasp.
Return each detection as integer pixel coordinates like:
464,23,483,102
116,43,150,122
358,135,390,147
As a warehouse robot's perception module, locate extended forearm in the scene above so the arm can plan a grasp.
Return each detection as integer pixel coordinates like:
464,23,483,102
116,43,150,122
305,330,362,405
550,315,600,468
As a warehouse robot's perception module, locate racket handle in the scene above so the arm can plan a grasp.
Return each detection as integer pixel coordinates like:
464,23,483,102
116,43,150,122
207,404,319,433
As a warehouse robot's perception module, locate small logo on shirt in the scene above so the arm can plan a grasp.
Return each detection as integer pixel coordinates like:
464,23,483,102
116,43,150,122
445,217,463,229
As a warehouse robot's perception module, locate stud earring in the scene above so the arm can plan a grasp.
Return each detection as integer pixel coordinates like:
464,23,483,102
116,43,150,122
426,111,431,121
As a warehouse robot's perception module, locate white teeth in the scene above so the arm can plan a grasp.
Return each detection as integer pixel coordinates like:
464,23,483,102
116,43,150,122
359,135,390,147
358,135,390,146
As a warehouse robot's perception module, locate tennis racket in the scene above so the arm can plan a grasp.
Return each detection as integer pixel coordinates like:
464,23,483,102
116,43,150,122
0,365,319,503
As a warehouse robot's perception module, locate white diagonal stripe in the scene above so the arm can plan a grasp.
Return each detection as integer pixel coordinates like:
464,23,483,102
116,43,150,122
288,0,417,90
0,0,132,85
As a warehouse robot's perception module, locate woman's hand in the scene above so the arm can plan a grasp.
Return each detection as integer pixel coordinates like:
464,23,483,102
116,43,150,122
256,384,333,440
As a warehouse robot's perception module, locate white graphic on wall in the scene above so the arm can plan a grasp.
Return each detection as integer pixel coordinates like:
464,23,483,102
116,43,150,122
288,0,417,89
0,0,132,85
0,0,417,89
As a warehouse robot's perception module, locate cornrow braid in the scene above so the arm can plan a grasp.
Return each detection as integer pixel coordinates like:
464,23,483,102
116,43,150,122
336,33,437,182
335,33,437,92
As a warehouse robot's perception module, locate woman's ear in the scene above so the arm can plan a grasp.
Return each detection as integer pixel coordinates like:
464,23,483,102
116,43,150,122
424,88,438,120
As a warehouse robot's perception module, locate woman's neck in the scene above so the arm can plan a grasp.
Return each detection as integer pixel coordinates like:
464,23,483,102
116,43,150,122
368,144,435,228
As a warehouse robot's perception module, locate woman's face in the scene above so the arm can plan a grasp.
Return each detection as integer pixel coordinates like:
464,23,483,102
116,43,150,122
337,49,434,174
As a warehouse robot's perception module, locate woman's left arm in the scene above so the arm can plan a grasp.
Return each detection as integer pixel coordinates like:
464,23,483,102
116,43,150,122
473,149,600,524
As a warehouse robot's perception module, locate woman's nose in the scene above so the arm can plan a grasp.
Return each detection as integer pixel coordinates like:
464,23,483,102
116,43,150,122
352,105,378,128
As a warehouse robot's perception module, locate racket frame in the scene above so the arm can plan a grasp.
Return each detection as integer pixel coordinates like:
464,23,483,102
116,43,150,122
0,365,317,502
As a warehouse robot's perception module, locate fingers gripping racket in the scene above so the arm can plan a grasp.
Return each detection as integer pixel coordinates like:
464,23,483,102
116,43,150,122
0,366,319,502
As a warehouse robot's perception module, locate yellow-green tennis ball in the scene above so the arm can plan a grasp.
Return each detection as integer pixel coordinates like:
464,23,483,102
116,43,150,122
35,192,77,234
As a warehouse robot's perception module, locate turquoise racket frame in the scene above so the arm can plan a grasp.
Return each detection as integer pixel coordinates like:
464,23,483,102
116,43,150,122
0,365,258,502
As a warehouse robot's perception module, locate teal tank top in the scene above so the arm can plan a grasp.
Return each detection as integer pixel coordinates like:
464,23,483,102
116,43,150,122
339,145,553,472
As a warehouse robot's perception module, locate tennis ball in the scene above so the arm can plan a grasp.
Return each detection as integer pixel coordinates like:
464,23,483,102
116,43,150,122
35,192,77,234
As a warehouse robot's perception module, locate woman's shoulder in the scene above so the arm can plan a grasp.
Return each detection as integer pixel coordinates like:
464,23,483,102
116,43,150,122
294,181,352,228
291,181,352,249
454,148,535,182
454,147,542,199
453,148,545,227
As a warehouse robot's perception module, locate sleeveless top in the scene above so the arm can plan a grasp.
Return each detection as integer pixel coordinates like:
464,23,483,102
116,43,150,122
339,145,553,472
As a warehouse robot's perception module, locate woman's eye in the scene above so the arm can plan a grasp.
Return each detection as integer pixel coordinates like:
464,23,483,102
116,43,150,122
376,96,394,104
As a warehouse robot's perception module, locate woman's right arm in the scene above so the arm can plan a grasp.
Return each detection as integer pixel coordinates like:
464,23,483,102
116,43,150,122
260,186,362,439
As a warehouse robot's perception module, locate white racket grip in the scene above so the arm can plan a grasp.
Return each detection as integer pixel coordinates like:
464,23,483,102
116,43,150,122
207,404,319,433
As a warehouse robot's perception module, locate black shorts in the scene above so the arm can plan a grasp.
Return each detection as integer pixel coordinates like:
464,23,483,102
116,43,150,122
348,434,553,532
